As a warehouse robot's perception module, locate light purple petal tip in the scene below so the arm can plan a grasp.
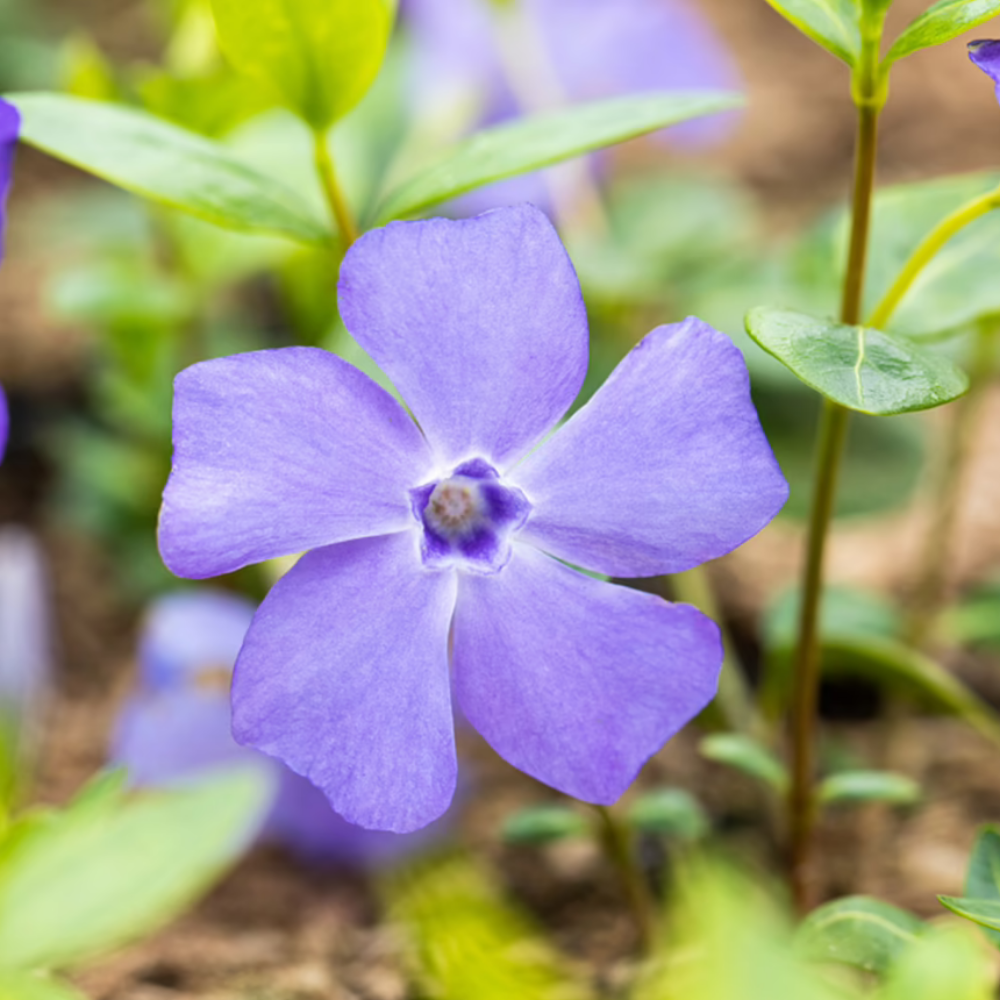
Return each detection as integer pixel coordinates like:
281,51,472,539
970,40,1000,104
232,533,459,834
158,347,434,580
454,545,721,804
339,206,589,468
514,317,789,577
139,589,256,691
0,99,18,263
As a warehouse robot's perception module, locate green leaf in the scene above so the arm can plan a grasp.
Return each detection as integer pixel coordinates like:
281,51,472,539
626,789,710,840
796,895,926,973
818,770,921,807
371,91,743,224
877,925,993,1000
0,972,88,1000
884,0,1000,68
946,580,1000,648
960,826,1000,946
938,896,1000,931
745,307,969,415
699,734,789,794
0,766,271,972
209,0,392,129
763,0,862,65
383,856,592,1000
9,93,331,245
501,806,590,846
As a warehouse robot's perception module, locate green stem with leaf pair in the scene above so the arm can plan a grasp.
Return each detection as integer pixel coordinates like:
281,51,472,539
313,127,359,249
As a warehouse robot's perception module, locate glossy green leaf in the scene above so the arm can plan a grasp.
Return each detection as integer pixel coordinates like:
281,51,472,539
0,767,271,972
796,895,926,973
626,789,710,840
763,0,862,65
501,806,590,845
699,734,789,794
0,973,87,1000
884,0,1000,68
938,896,1000,931
818,770,921,807
371,91,743,224
877,925,993,1000
210,0,392,129
9,93,331,245
745,307,969,414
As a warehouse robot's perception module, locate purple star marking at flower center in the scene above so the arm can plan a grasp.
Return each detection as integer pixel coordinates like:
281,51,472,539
411,458,531,572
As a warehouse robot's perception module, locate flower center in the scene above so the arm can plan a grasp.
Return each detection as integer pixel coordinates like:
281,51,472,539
411,458,530,573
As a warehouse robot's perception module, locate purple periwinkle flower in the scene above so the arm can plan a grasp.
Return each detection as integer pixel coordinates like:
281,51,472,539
114,590,451,865
158,205,788,833
970,40,1000,103
0,98,20,464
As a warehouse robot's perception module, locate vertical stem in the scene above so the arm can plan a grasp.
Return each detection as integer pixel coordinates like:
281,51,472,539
313,127,359,249
592,805,656,953
904,320,998,649
787,94,882,914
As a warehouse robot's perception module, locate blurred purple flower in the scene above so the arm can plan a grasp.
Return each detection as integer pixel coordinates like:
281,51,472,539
158,205,788,834
113,590,450,865
0,527,52,794
404,0,737,140
0,98,19,463
970,40,1000,103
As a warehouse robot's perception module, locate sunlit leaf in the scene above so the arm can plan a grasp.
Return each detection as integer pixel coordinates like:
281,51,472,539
762,0,861,65
383,856,592,1000
817,770,921,807
958,826,1000,947
878,925,993,1000
938,896,1000,931
796,895,926,973
209,0,392,129
884,0,1000,68
10,93,331,245
0,766,272,972
0,973,88,1000
699,734,789,794
745,307,969,414
371,91,743,224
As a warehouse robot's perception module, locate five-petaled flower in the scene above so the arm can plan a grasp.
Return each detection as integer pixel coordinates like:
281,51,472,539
969,39,1000,103
158,205,788,833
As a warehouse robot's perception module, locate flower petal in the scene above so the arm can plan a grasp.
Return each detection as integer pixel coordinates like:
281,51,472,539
232,532,458,833
514,318,789,576
0,99,18,261
338,206,588,468
970,40,1000,103
453,544,720,803
140,590,255,691
159,347,434,579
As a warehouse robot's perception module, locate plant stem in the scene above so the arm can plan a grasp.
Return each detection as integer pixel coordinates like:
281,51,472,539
787,91,882,914
592,804,656,953
904,319,998,649
313,127,359,249
867,190,1000,331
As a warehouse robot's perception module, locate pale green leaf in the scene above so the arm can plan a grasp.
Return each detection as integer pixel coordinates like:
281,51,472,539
960,826,1000,947
0,972,88,1000
699,734,789,793
372,91,743,224
626,788,710,840
877,925,993,1000
209,0,392,128
9,93,331,245
763,0,862,65
818,770,921,807
745,307,969,414
0,767,272,972
938,896,1000,931
501,806,590,845
884,0,1000,68
796,895,926,973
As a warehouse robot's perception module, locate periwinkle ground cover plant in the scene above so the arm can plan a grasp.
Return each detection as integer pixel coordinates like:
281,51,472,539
11,0,1000,996
158,204,789,831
